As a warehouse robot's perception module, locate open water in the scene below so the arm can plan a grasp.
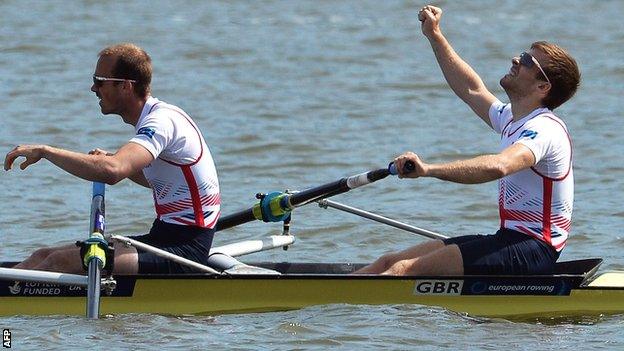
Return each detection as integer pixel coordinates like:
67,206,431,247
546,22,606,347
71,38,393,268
1,0,624,350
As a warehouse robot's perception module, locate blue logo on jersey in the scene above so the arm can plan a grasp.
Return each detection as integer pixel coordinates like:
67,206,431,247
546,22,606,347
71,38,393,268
519,129,538,140
137,127,155,138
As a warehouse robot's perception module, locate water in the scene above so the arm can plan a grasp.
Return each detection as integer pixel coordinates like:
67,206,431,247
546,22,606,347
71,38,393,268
1,0,624,349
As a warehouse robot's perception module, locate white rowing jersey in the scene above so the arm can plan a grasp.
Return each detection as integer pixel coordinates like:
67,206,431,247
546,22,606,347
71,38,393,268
129,97,221,229
489,101,573,252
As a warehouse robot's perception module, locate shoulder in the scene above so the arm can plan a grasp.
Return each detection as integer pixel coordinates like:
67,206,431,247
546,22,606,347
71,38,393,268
140,101,183,126
489,100,512,133
525,113,569,136
489,100,510,117
150,101,196,123
517,113,571,159
136,109,175,133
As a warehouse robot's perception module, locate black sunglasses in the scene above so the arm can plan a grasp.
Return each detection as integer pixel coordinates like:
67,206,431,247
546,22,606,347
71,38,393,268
519,52,550,84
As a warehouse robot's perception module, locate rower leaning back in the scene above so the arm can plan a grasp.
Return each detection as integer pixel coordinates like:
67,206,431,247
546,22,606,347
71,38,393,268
356,5,581,276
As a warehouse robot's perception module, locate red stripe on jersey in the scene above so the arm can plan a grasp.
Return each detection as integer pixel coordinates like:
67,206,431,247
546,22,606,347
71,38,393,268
499,182,506,228
156,202,192,215
551,215,572,230
542,177,553,244
171,216,197,226
204,210,221,229
201,193,221,206
504,209,543,223
181,165,205,227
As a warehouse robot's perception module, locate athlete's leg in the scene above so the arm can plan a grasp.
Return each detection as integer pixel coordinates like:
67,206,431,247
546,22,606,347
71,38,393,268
354,240,446,274
30,244,84,273
17,240,139,274
382,244,464,276
13,246,59,269
110,241,139,274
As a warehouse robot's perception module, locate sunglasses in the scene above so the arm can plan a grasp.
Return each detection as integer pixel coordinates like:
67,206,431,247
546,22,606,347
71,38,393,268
93,75,137,87
519,52,550,84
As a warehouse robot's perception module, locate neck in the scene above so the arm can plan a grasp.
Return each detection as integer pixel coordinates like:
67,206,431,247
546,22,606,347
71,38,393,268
121,96,149,126
509,96,547,122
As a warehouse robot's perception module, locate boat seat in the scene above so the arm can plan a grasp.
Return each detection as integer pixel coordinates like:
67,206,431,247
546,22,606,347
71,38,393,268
207,252,280,275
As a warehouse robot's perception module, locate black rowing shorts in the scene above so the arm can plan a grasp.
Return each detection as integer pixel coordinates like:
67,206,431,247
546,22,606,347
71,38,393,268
442,228,560,275
128,219,215,274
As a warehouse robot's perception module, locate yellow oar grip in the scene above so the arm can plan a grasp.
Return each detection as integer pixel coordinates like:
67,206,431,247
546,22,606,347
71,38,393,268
83,232,107,268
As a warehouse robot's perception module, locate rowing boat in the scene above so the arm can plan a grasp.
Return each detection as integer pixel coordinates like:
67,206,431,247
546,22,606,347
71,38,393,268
2,257,624,319
3,169,622,320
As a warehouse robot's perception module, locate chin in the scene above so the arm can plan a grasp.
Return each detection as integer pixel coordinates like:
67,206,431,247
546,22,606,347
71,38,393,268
98,103,112,115
500,75,510,88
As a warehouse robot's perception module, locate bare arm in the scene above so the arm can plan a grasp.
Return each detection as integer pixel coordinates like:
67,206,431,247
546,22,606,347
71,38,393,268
419,5,498,126
89,148,151,188
393,143,536,184
4,142,154,185
127,170,151,188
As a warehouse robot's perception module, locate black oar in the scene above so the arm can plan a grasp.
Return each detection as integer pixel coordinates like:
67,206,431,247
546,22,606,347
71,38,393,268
215,161,414,232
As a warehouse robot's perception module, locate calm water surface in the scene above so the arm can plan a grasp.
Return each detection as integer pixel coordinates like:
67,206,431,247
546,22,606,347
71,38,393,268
1,0,624,350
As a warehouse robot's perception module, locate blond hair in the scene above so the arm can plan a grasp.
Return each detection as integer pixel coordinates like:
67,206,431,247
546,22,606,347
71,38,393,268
99,43,152,98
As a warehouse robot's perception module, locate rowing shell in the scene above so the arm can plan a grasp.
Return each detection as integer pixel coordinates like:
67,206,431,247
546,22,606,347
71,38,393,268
1,258,623,319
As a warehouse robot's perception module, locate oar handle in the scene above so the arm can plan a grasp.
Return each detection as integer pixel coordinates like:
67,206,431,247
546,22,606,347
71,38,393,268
388,161,415,175
92,182,105,198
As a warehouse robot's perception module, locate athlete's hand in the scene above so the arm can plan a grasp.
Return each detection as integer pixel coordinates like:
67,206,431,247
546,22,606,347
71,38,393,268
88,148,113,156
418,5,442,38
4,145,47,171
393,151,429,179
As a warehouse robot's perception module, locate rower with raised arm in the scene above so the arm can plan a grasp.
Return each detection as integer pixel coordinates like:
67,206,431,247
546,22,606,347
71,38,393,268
356,5,580,276
4,43,221,274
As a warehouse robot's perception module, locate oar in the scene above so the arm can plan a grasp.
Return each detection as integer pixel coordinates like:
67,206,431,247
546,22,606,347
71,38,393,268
317,199,448,240
215,164,409,232
84,182,107,319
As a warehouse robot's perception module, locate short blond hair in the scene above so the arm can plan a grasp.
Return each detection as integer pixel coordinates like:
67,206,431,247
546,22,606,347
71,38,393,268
99,43,152,98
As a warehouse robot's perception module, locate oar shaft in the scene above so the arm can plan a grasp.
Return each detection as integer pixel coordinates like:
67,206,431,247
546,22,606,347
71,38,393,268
286,168,392,208
110,235,221,275
318,199,448,240
86,182,106,319
214,209,255,232
215,167,391,232
0,267,88,286
86,263,102,318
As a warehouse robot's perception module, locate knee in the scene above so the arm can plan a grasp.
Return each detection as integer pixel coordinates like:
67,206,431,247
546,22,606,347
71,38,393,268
30,247,55,260
395,259,410,273
38,250,81,273
377,252,400,269
386,259,417,276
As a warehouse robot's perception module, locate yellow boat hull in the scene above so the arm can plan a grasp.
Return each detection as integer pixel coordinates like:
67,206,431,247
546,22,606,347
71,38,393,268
2,265,624,319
